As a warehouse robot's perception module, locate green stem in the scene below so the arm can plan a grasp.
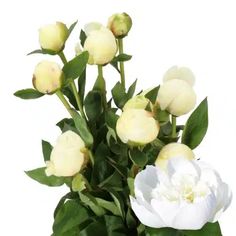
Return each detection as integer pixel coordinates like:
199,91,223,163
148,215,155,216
58,51,67,64
70,81,86,120
58,51,87,121
88,150,94,166
118,38,125,90
56,90,74,117
97,65,107,109
171,115,177,138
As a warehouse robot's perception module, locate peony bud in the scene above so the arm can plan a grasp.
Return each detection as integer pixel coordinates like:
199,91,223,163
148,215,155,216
163,66,195,87
157,79,196,116
123,95,150,111
155,143,194,170
83,23,117,65
116,109,159,146
39,22,69,52
107,13,132,38
32,61,64,94
45,131,87,177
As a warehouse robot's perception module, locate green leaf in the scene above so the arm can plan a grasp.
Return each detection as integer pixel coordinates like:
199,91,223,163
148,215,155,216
182,222,222,236
127,79,137,99
127,177,135,196
105,110,119,129
25,167,65,187
95,198,120,216
71,110,93,147
182,98,208,149
79,192,106,216
56,118,75,131
27,48,57,56
80,29,87,47
145,86,160,103
63,51,89,80
68,20,78,37
14,88,44,99
111,82,128,108
110,60,120,73
112,53,132,62
78,69,86,105
129,148,148,167
126,207,137,229
84,91,103,121
145,227,178,236
53,200,92,235
41,140,53,162
61,86,79,110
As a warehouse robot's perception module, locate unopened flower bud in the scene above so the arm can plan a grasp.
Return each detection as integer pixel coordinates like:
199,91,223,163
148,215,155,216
123,95,150,111
157,79,196,116
84,23,117,65
45,131,87,177
108,13,132,38
155,143,194,170
32,61,64,94
116,109,159,146
39,22,68,52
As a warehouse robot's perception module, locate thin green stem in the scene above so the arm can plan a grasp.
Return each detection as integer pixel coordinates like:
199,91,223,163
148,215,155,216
97,65,107,109
58,51,87,121
171,115,177,138
56,90,74,117
88,150,94,166
58,51,67,64
70,82,86,120
118,38,125,90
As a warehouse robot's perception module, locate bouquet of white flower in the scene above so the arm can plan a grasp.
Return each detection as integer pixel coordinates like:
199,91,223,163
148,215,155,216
14,13,232,236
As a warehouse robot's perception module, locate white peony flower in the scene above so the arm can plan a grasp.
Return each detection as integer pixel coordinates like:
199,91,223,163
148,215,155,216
163,66,195,87
157,79,196,116
83,23,117,65
155,143,194,170
123,95,150,111
32,60,64,94
116,109,159,146
45,131,87,177
130,157,232,230
39,22,68,52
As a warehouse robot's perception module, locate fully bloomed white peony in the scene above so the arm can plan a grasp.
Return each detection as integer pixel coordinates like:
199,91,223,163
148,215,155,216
130,157,232,230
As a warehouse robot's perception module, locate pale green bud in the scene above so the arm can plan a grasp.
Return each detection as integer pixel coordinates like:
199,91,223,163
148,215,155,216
107,13,132,38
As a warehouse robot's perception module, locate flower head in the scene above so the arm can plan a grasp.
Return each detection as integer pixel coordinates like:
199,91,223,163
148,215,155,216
39,22,68,52
32,60,64,94
130,158,232,229
45,131,87,177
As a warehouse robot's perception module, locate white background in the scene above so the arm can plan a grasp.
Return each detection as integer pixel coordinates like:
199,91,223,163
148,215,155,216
0,0,235,235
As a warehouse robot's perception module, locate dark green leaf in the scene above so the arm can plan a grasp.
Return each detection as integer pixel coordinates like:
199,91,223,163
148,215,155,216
25,167,65,187
95,198,120,216
145,227,178,236
61,86,79,110
145,86,160,103
126,207,137,229
127,79,137,99
111,82,128,108
110,61,120,73
14,88,44,99
182,222,222,236
53,200,92,235
42,140,53,162
84,91,103,121
80,29,87,47
71,110,93,147
68,21,78,37
182,98,208,149
78,69,86,105
129,148,148,167
105,110,119,129
63,52,89,80
56,118,75,131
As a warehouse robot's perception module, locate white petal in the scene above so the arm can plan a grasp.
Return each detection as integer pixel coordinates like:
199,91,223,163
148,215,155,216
172,194,216,230
84,22,103,35
130,196,166,228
